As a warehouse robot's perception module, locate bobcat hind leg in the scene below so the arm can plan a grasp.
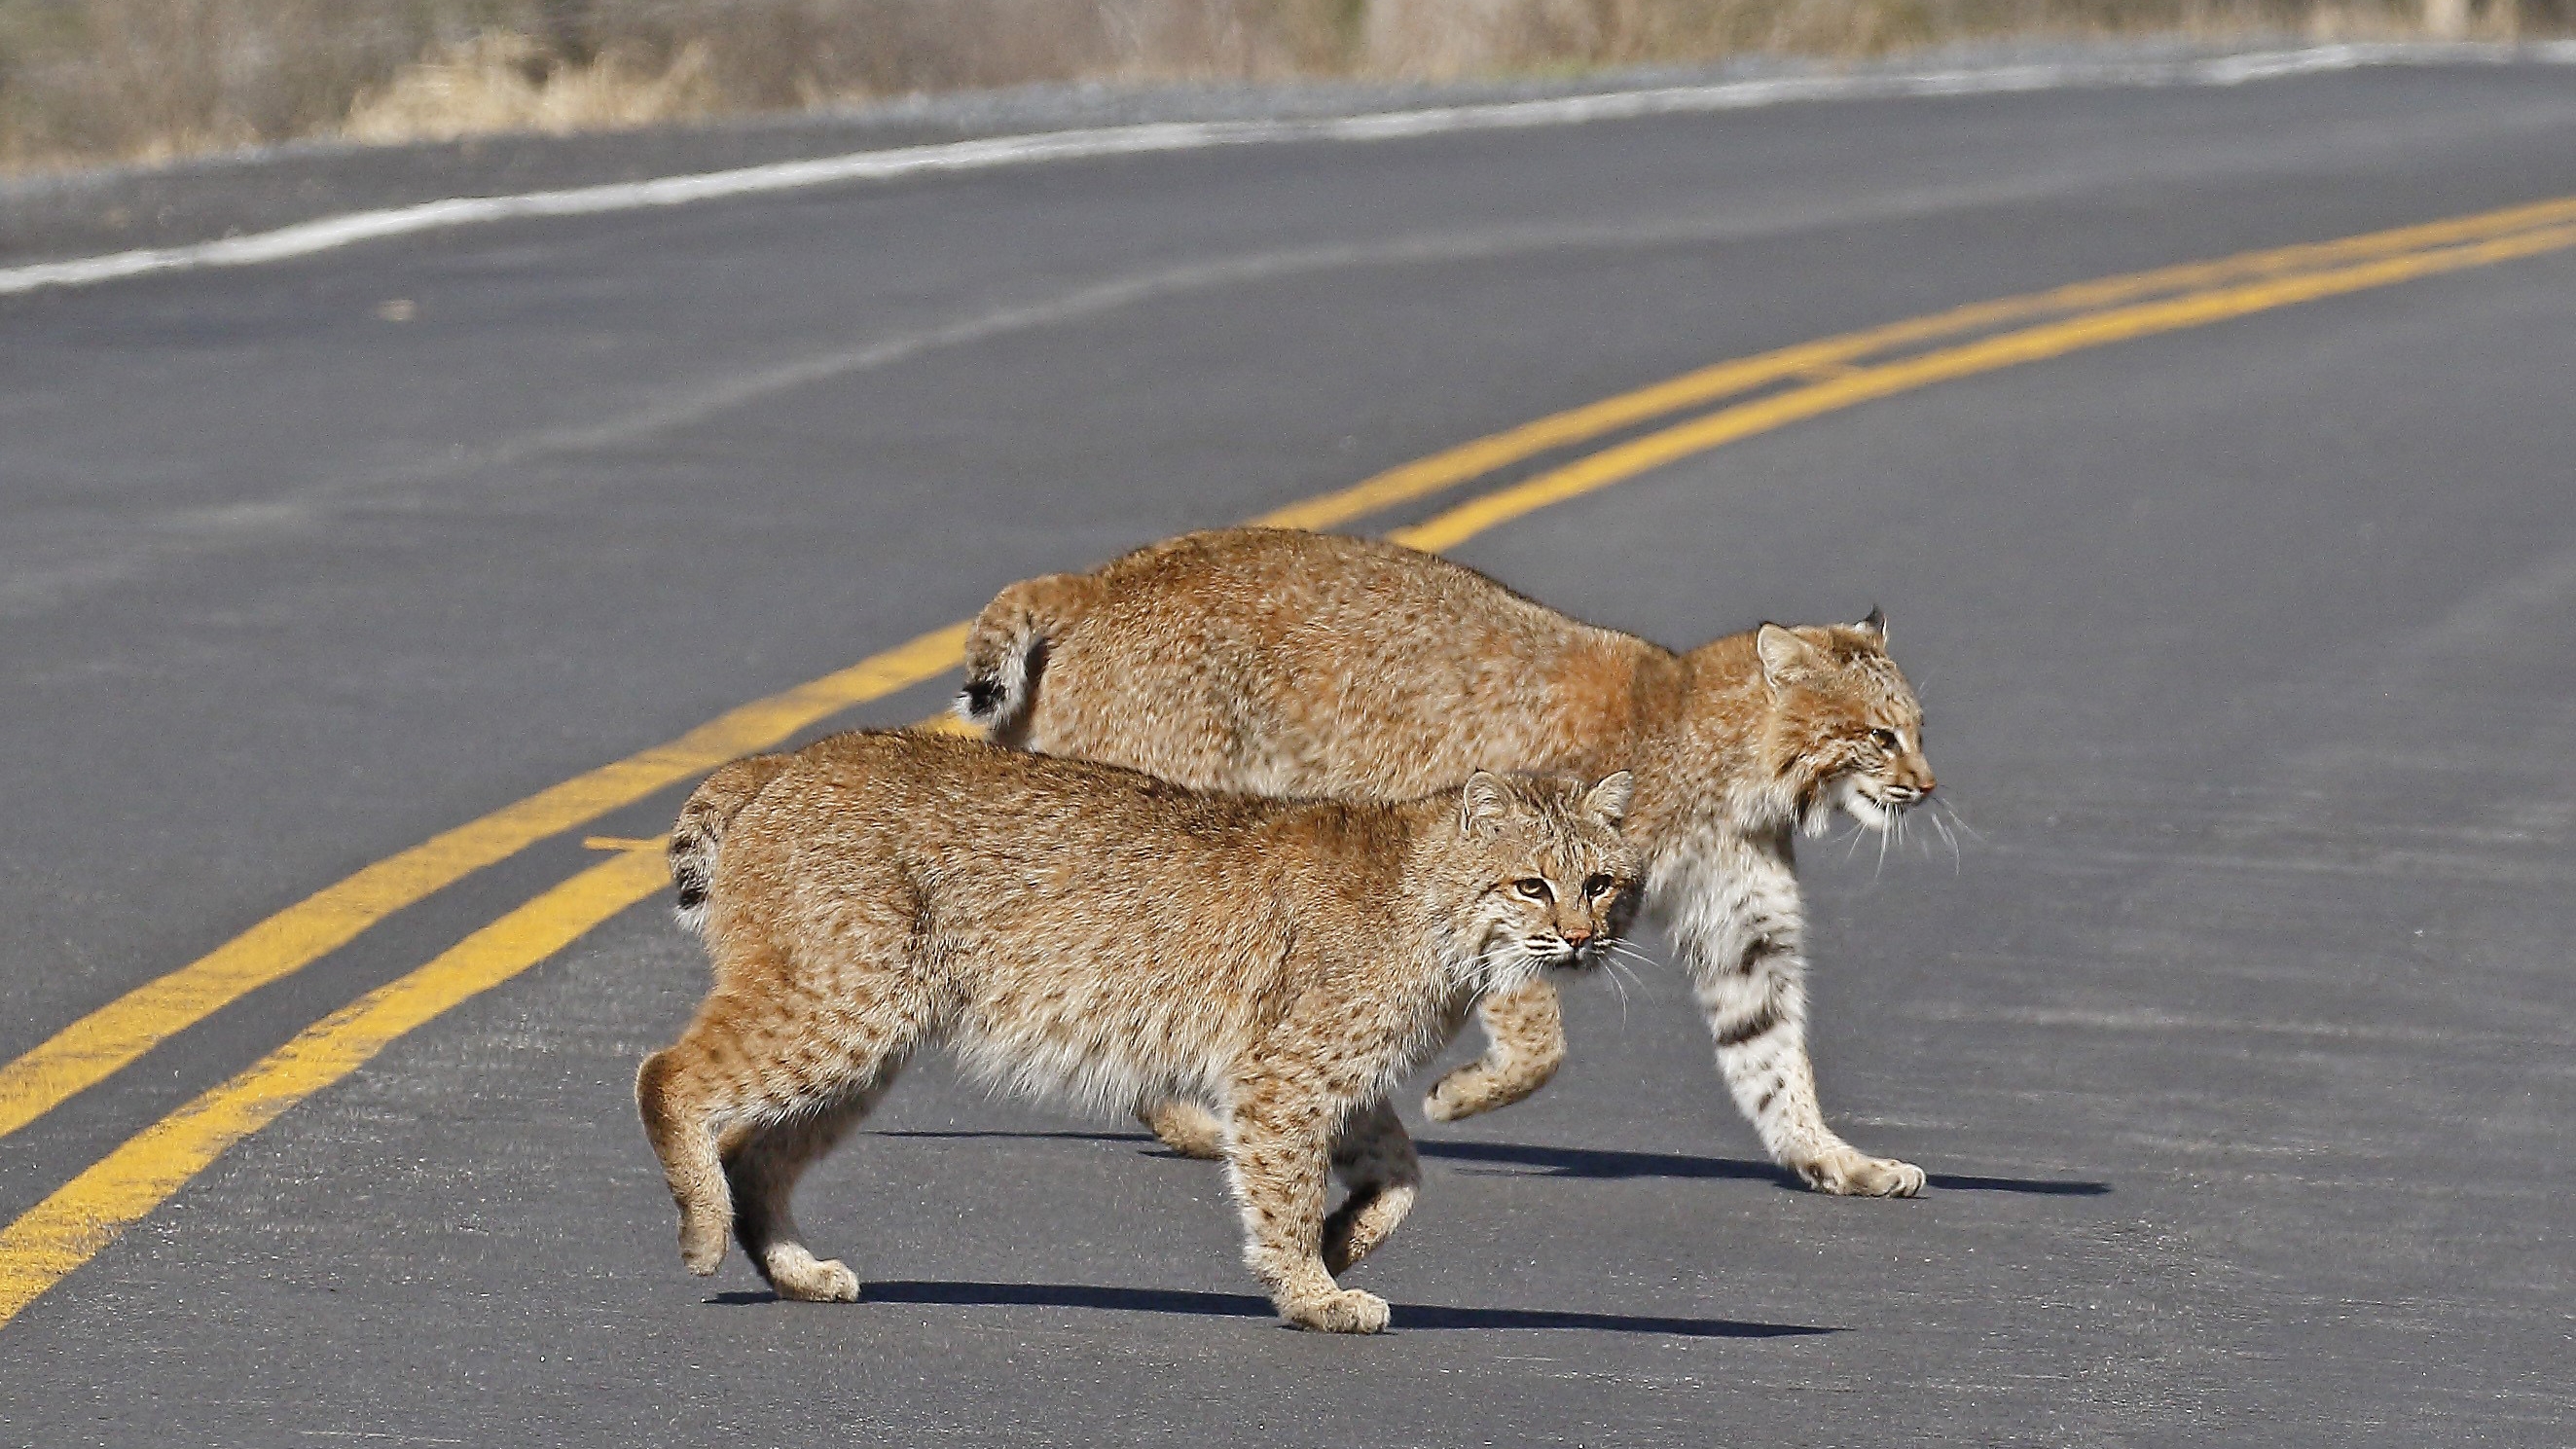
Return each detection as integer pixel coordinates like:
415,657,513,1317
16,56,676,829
724,1082,892,1302
636,971,923,1285
635,1043,738,1276
1323,1099,1420,1276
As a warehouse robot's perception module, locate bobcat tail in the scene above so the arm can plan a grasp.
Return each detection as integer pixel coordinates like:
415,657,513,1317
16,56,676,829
668,753,792,935
956,571,1101,736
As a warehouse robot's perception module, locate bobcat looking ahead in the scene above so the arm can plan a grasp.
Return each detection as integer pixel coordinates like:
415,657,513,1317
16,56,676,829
636,729,1639,1332
961,527,1936,1197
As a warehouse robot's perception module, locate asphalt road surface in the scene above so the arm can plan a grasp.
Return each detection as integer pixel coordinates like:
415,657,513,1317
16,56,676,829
4,54,2574,1447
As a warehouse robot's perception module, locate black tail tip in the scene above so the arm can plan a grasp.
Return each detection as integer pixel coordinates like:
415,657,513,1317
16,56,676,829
673,881,707,911
961,677,1005,720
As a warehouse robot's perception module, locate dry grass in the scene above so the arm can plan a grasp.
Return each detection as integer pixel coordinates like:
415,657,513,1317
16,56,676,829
1359,0,2549,77
341,30,723,143
0,0,2556,173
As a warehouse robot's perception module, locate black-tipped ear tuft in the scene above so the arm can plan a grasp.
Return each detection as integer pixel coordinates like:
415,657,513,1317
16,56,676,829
1857,604,1886,639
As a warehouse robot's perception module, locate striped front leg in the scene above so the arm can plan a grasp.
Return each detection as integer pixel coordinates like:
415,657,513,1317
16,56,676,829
1653,835,1923,1197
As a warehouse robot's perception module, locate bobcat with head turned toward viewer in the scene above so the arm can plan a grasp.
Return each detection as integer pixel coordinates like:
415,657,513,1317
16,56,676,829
960,526,1937,1198
636,729,1639,1333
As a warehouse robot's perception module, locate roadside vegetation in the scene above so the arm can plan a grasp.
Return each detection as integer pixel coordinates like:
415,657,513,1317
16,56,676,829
0,0,2556,173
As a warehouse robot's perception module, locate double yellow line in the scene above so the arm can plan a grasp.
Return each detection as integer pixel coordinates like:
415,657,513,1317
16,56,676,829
6,191,2574,1326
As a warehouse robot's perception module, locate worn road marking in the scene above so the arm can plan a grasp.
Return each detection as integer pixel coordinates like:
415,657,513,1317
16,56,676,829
0,846,670,1326
5,194,2575,1326
1389,220,2576,552
1262,193,2576,531
0,622,966,1143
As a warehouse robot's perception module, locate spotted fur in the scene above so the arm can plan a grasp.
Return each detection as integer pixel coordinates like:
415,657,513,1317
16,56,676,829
959,527,1937,1197
636,729,1639,1331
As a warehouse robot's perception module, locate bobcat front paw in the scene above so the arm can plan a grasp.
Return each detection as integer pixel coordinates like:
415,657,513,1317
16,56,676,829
1421,1072,1476,1123
678,1214,729,1276
1796,1150,1926,1197
1280,1287,1391,1334
1424,1064,1534,1123
1140,1100,1227,1159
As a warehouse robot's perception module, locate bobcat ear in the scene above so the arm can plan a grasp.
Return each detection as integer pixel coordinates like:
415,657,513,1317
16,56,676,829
1583,771,1634,826
1855,605,1886,642
1756,623,1828,686
1460,770,1512,834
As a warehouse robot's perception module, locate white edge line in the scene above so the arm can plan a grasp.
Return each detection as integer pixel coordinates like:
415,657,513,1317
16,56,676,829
5,42,2570,300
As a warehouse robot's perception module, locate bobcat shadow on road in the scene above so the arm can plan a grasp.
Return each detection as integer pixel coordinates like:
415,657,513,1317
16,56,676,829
714,1281,1833,1338
875,1129,2109,1196
879,1129,1159,1144
1419,1139,2109,1196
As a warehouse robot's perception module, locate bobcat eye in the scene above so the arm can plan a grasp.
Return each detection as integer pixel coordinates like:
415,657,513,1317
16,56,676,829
1512,878,1552,901
1869,728,1902,753
1583,874,1615,898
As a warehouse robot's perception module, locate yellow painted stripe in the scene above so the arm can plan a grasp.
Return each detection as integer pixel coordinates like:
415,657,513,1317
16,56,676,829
0,621,968,1143
1391,222,2576,553
6,193,2574,1153
0,847,670,1327
1257,194,2576,532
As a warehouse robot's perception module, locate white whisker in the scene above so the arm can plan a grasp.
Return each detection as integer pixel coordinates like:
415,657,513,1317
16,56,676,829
1594,956,1636,1025
1936,794,1988,846
1600,944,1663,982
1929,808,1961,873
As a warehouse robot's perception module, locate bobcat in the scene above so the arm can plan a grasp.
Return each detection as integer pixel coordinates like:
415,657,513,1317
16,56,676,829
635,729,1640,1333
960,526,1936,1198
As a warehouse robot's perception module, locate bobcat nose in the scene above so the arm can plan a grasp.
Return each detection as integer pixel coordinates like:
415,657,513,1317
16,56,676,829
1560,928,1593,949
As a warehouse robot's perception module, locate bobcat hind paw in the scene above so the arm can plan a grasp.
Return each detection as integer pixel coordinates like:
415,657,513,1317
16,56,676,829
1140,1101,1227,1160
766,1250,862,1302
1281,1288,1391,1334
